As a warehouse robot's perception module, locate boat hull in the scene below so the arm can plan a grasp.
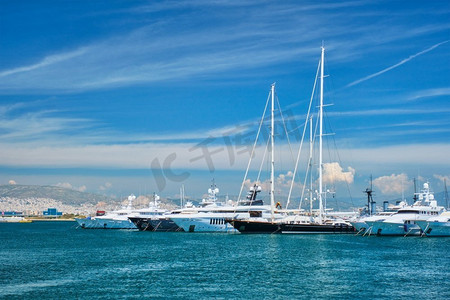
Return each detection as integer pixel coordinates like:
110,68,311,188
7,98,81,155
230,220,281,233
0,216,25,223
281,223,355,234
129,217,182,232
416,220,450,237
350,221,367,233
229,220,355,234
170,216,238,233
366,221,422,236
75,218,137,229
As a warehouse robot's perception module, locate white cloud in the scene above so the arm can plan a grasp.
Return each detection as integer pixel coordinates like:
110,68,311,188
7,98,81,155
243,171,302,196
373,173,409,195
0,142,449,176
8,180,17,185
322,162,355,185
433,174,450,184
346,40,449,87
1,3,446,93
99,182,113,191
55,182,88,192
408,87,450,101
0,48,88,77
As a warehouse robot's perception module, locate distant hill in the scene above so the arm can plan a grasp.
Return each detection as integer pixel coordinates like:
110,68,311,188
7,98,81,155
0,184,112,206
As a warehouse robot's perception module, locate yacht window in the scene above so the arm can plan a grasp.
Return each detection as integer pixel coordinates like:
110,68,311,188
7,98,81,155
249,211,262,218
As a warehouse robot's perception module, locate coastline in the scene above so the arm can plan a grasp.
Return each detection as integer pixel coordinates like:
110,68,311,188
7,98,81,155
25,218,76,222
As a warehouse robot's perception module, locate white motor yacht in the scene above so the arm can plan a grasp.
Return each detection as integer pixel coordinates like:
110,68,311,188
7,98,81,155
76,194,137,229
170,184,274,233
365,183,445,236
416,211,450,237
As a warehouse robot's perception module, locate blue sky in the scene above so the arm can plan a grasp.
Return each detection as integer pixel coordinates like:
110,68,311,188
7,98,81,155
0,0,449,205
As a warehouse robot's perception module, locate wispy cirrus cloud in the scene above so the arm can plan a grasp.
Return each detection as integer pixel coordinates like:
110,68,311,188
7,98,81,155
346,40,449,87
408,87,450,101
0,48,88,77
0,1,447,93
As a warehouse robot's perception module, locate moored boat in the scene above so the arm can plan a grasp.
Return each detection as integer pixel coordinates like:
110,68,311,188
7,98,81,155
365,183,445,236
75,194,137,229
229,47,355,234
170,184,275,233
416,211,450,237
128,193,182,232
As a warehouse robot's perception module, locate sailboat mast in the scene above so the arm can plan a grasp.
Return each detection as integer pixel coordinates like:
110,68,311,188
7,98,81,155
445,178,449,209
309,116,313,215
318,46,325,223
270,83,275,218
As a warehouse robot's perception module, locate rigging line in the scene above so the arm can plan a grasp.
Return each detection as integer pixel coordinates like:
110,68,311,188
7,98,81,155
237,90,271,203
276,94,295,165
286,58,321,209
299,113,319,210
298,112,319,209
256,136,271,183
325,110,355,207
286,122,306,134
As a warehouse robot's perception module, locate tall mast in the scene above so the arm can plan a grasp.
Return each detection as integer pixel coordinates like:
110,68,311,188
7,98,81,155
445,178,449,209
318,46,325,224
180,185,185,208
413,178,418,204
309,116,313,215
270,83,275,219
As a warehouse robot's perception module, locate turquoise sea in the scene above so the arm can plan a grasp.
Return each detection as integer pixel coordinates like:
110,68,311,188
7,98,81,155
0,221,449,299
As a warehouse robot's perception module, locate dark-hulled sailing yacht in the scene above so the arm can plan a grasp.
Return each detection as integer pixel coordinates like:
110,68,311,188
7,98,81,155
228,46,355,234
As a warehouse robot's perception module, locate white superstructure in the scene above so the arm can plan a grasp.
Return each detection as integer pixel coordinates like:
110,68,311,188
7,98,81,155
365,183,445,236
76,194,137,229
170,184,274,233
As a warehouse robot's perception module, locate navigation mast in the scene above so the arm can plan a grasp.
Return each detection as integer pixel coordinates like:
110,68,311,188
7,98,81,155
270,83,275,219
318,46,325,224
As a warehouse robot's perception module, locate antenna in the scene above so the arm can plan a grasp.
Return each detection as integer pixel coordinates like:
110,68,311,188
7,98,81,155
364,175,374,215
413,178,418,203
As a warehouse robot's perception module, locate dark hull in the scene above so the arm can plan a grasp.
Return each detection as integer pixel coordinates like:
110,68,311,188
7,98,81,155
281,223,355,234
129,217,184,232
230,220,355,234
229,220,281,234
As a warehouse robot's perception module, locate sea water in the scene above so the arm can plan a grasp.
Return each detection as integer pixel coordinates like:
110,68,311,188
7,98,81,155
0,221,448,299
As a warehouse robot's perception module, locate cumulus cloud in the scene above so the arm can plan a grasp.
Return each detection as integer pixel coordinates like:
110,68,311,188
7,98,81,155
99,182,113,191
322,162,355,185
243,171,302,195
373,173,409,195
8,180,17,185
56,182,87,192
433,174,450,185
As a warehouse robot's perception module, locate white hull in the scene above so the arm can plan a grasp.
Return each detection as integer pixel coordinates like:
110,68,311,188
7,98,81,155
351,221,367,232
0,216,25,223
351,213,394,234
171,216,237,233
365,221,422,236
76,217,137,229
416,220,450,237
